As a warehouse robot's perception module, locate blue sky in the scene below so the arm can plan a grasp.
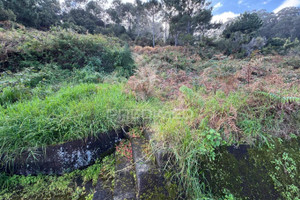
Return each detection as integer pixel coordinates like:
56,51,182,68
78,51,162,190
211,0,300,22
211,0,280,15
60,0,300,22
117,0,300,22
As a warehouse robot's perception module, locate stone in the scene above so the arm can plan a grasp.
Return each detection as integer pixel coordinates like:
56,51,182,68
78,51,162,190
114,153,136,200
131,137,169,200
0,129,127,175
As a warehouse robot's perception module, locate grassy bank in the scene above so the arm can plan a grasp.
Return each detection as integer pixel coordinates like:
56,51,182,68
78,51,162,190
0,83,156,164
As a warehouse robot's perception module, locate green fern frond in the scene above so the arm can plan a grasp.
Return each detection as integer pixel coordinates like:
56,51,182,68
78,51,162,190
256,91,300,103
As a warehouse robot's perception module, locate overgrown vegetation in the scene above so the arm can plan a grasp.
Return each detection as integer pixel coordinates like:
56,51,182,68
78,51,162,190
0,2,300,198
0,28,134,76
128,46,300,199
0,155,115,200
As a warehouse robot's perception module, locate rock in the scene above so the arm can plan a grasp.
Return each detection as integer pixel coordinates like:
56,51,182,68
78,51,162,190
131,137,169,200
0,129,127,175
114,151,136,200
93,179,113,200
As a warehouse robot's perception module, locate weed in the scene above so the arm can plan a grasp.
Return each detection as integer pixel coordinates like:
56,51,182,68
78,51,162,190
0,155,115,199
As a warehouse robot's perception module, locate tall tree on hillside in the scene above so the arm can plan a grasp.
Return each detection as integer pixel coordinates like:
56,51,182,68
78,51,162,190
145,0,162,47
256,10,277,39
0,1,16,21
1,0,60,29
107,0,136,35
256,7,300,40
223,12,263,39
273,7,300,39
221,12,263,56
133,0,147,41
63,8,105,33
162,0,212,46
62,0,108,33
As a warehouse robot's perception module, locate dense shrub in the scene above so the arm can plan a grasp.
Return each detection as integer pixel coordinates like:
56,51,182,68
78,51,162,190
0,85,31,106
0,28,135,76
262,37,300,55
0,8,16,21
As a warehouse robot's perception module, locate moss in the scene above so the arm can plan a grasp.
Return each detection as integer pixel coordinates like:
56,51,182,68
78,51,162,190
139,185,169,200
249,138,300,200
199,138,300,199
0,155,115,199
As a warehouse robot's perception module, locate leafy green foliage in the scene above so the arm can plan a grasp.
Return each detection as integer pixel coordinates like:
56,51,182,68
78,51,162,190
257,91,300,104
262,38,300,55
163,0,212,46
62,8,105,34
1,0,60,29
0,7,16,21
219,13,263,57
0,28,135,76
223,13,262,39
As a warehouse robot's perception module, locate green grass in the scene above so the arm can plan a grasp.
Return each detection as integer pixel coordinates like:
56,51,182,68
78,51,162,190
0,83,154,162
152,85,300,199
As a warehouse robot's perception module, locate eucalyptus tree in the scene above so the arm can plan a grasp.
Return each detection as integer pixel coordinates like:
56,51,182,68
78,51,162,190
273,7,300,39
133,0,148,41
1,0,60,29
223,12,263,39
107,0,136,35
162,0,212,46
145,0,162,47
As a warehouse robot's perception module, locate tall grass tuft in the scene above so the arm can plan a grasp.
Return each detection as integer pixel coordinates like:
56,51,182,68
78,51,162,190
0,83,153,163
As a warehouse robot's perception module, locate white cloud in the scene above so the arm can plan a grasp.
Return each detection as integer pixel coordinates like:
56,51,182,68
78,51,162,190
238,0,243,5
274,0,300,13
212,11,239,23
263,0,271,5
213,2,223,10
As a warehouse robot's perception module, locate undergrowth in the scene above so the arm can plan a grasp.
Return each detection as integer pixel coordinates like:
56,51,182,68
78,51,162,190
151,85,299,199
0,155,115,200
136,52,300,199
0,28,134,76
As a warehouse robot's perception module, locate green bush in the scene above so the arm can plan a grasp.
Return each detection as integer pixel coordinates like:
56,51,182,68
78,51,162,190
262,38,300,55
0,28,135,76
0,8,16,21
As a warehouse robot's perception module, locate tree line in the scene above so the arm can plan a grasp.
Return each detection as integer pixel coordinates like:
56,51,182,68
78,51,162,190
0,0,214,46
0,0,300,57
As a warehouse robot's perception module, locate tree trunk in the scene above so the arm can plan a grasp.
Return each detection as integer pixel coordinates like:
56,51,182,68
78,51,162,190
187,21,191,34
134,15,141,43
175,32,179,46
152,14,155,47
164,22,167,44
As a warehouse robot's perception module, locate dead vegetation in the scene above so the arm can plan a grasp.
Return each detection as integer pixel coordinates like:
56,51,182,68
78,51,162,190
128,46,300,142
